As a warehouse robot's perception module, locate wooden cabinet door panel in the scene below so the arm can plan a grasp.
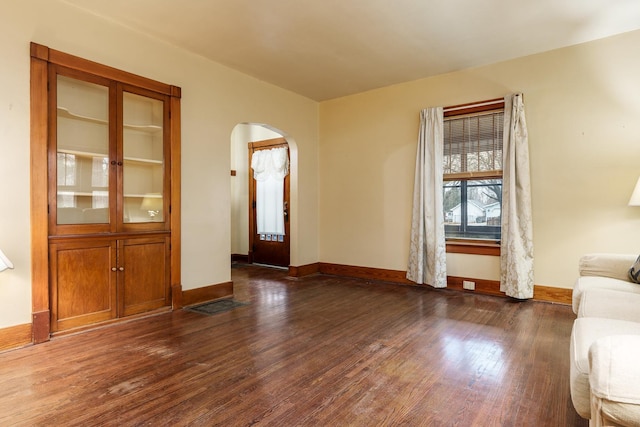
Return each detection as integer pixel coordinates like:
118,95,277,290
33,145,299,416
50,240,117,332
120,236,170,316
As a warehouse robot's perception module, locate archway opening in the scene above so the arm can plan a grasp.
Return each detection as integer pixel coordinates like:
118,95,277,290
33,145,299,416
230,123,298,269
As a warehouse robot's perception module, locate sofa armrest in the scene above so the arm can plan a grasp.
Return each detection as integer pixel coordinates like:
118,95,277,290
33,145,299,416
579,253,636,282
589,335,640,426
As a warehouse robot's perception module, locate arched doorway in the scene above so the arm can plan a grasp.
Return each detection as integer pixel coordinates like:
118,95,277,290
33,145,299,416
230,123,297,269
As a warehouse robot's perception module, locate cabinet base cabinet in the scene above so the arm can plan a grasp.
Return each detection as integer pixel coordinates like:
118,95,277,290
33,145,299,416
50,236,170,333
121,236,171,317
49,239,117,333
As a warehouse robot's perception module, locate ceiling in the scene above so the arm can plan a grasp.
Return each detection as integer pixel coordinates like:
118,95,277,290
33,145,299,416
60,0,640,101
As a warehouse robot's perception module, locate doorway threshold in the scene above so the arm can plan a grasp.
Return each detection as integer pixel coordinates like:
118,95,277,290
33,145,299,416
252,263,288,271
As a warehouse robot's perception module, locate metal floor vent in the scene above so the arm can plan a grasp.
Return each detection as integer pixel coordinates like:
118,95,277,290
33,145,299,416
185,299,249,316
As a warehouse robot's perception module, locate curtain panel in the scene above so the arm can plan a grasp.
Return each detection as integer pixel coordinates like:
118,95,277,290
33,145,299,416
251,147,289,236
500,93,535,299
407,108,447,288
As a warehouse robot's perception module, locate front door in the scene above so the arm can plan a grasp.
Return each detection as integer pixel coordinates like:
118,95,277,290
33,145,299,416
248,138,290,268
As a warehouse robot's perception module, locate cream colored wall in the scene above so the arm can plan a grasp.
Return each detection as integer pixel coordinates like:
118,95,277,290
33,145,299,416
319,30,640,289
0,0,319,328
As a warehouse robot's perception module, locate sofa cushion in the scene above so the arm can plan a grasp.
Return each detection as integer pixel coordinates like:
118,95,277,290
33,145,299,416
579,253,637,281
570,318,640,419
572,276,640,314
579,289,640,322
589,335,640,426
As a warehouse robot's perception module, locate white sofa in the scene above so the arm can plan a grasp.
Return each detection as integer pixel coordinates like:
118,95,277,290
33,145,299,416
570,253,640,426
572,253,640,314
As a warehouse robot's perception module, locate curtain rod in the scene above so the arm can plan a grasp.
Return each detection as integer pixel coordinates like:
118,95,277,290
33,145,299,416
443,97,504,113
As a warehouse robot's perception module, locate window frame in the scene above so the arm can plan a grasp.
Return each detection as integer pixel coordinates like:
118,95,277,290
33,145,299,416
442,98,505,254
443,178,502,239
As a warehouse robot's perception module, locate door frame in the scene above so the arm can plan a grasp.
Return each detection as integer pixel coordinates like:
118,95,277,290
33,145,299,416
247,137,290,267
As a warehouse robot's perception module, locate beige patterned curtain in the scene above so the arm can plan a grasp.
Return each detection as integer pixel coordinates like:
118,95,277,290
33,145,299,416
500,93,534,299
407,108,447,288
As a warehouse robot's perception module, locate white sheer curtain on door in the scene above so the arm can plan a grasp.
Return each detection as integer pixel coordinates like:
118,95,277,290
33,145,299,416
251,147,289,236
407,108,447,288
500,93,534,299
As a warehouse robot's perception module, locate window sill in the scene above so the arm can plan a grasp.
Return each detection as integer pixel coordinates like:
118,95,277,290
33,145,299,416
446,239,500,256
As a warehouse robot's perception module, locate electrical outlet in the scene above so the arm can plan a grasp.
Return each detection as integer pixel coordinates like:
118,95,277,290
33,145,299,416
463,280,475,291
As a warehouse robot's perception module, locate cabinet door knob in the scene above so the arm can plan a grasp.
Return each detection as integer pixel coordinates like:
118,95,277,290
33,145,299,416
119,267,124,271
111,267,117,271
110,160,116,166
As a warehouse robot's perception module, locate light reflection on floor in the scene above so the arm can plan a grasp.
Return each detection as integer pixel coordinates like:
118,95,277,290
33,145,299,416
441,331,506,384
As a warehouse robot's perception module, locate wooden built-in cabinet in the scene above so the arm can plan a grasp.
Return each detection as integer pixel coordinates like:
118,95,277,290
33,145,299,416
48,235,170,332
30,43,182,336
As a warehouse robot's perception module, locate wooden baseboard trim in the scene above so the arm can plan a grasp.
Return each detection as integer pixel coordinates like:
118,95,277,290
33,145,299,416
289,263,320,277
318,262,413,285
32,310,50,344
171,284,183,309
447,276,504,297
317,262,571,305
0,323,33,352
533,284,572,305
182,281,234,307
231,254,249,263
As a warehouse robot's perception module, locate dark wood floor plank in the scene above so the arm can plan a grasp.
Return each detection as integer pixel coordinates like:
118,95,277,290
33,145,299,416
0,264,586,426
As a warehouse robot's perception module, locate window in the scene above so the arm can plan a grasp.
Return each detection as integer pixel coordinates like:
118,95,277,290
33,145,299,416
442,101,504,241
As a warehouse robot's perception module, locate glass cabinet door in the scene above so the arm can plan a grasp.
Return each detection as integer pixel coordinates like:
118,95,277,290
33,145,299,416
56,75,110,225
121,92,165,224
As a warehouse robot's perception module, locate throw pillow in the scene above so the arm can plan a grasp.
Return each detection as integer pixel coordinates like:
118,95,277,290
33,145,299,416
629,255,640,283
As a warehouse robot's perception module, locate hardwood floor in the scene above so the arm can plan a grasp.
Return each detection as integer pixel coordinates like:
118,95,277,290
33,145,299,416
0,264,585,426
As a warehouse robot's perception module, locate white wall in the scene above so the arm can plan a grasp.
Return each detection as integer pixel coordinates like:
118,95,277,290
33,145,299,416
0,0,319,328
319,30,640,289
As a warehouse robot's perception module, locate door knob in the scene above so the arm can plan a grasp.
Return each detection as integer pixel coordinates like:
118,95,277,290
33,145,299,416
119,267,124,271
111,267,117,271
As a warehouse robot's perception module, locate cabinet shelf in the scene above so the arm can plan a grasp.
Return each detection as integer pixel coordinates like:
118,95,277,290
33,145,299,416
57,191,107,197
58,148,108,158
124,193,162,199
124,157,163,165
57,106,162,132
57,191,162,199
57,149,161,165
124,124,162,133
57,106,107,126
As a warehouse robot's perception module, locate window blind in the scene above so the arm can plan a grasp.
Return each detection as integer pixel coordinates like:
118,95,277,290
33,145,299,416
443,110,504,176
